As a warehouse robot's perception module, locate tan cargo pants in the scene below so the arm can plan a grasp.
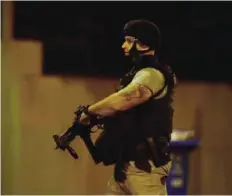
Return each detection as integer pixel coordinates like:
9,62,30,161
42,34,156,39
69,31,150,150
106,161,172,195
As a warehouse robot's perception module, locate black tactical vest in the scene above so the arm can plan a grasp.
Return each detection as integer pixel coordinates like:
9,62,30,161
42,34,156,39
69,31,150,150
95,55,176,167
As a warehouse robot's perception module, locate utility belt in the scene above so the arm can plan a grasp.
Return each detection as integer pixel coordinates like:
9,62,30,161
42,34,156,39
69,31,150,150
113,136,171,182
121,136,171,168
95,128,171,167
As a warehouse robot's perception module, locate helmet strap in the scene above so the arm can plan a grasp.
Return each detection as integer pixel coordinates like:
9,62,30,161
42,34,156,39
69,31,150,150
129,40,150,68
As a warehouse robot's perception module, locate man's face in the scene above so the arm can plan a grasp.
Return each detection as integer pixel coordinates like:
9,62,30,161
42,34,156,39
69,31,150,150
121,36,150,56
121,36,136,56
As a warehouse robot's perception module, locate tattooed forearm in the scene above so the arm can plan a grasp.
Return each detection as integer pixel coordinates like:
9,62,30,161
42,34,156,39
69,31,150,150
88,83,152,117
117,83,152,101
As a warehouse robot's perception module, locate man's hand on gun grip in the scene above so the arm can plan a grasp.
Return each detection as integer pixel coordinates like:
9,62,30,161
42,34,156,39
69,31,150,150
77,105,101,127
78,112,91,125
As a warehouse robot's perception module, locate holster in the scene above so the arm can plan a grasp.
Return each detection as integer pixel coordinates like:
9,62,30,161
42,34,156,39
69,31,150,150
145,136,170,167
121,136,170,168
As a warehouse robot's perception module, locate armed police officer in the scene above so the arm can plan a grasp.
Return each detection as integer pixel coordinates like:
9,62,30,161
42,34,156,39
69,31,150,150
73,19,176,195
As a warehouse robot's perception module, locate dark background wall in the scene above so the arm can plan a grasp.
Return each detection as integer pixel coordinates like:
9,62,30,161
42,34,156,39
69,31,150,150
13,1,232,81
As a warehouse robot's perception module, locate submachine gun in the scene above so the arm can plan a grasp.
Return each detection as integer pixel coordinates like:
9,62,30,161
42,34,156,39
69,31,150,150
52,105,102,164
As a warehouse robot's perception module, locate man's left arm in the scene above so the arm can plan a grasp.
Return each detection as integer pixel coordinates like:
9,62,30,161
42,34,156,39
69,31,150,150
79,83,153,125
79,67,165,125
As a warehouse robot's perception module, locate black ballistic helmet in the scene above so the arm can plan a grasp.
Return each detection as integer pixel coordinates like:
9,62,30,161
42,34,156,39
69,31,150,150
123,19,161,51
